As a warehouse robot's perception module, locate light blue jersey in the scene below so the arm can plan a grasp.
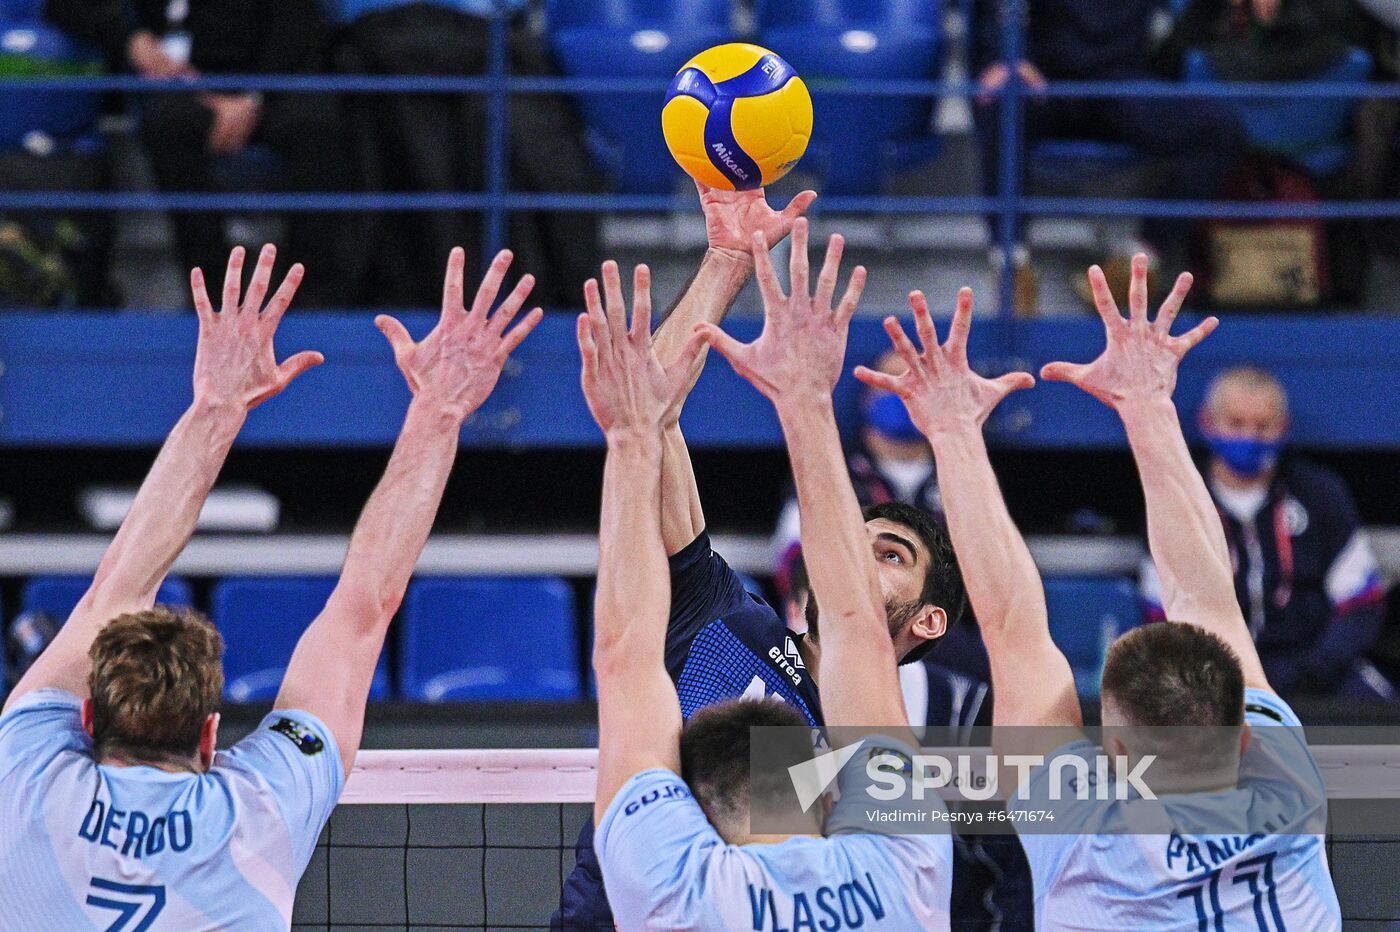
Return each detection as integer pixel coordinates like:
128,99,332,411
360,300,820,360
0,689,343,931
1010,688,1340,931
595,737,952,932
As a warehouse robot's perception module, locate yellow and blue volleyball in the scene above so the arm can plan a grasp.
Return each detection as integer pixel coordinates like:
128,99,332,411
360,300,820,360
662,43,813,191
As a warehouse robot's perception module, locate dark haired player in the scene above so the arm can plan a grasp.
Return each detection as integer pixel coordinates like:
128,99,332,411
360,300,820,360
0,245,542,929
859,257,1339,928
554,186,965,928
584,225,951,931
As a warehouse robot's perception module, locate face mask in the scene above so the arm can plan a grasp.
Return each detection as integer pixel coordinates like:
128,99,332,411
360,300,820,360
864,392,923,443
1206,433,1283,479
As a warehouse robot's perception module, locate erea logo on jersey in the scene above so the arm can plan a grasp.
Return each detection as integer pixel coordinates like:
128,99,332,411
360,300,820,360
271,717,326,756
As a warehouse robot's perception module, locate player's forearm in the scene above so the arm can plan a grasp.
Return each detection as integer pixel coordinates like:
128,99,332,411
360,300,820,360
654,248,751,385
594,430,668,673
1118,397,1241,627
653,250,749,550
775,397,887,654
85,396,246,618
927,425,1046,643
328,397,462,633
660,424,705,553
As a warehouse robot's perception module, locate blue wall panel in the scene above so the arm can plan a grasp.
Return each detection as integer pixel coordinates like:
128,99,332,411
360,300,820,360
1,313,1396,448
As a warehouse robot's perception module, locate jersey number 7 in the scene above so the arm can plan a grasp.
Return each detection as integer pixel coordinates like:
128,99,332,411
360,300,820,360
86,878,167,932
1177,853,1286,932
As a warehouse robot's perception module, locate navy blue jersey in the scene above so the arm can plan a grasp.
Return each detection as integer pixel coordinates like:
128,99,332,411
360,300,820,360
553,533,822,930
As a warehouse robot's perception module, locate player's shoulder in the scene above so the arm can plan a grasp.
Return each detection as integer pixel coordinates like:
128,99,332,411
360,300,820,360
1244,686,1302,727
0,688,91,778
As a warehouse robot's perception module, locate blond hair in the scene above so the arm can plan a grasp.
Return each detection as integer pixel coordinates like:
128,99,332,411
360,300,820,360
88,607,224,761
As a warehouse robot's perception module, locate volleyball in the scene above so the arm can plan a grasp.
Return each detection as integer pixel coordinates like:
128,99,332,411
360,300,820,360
662,43,813,191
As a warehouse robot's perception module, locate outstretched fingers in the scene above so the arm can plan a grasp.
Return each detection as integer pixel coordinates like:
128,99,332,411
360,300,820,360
853,364,904,395
244,244,277,314
1039,360,1091,385
909,291,940,362
630,264,653,342
834,265,867,327
992,371,1036,398
882,315,923,373
694,322,749,372
499,307,545,358
1154,271,1194,335
468,249,513,324
486,272,536,338
788,217,810,300
276,350,324,387
946,287,974,363
260,263,304,331
1127,253,1149,323
600,260,628,342
780,189,818,223
191,267,215,324
1173,315,1219,356
222,246,245,312
814,233,844,311
1085,265,1125,335
441,247,467,321
751,230,785,310
582,277,609,350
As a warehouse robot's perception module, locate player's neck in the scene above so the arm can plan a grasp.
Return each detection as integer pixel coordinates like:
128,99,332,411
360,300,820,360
98,750,203,774
740,831,821,846
798,638,820,685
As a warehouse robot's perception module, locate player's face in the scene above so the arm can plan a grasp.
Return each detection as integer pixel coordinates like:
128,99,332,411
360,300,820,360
864,517,929,617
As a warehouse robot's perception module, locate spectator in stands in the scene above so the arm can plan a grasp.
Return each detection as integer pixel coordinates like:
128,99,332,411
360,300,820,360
1140,365,1391,700
972,0,1247,312
1157,0,1360,81
330,0,601,308
44,0,351,306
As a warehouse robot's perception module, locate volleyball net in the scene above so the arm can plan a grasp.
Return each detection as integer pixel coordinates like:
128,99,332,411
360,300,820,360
297,750,596,930
302,743,1400,931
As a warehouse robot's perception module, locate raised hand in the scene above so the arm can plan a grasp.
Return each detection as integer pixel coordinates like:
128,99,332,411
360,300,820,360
854,287,1034,436
695,179,817,261
696,218,866,405
1041,254,1217,408
376,248,543,420
578,261,707,436
191,244,323,411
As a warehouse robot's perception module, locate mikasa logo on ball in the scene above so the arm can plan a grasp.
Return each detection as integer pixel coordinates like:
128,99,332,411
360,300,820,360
710,142,749,181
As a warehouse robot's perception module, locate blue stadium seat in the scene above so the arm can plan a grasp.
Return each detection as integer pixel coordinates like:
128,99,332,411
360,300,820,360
1043,576,1141,699
545,0,735,193
211,576,392,702
0,23,103,152
400,576,581,701
0,0,45,21
1184,46,1371,177
757,0,942,194
21,575,194,621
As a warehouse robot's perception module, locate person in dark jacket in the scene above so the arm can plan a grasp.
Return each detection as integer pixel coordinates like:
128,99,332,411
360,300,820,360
973,0,1247,306
44,0,350,305
1140,365,1390,700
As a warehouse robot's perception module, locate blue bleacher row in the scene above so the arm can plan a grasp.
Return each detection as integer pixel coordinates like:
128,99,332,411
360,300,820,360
0,0,1371,198
0,572,1142,703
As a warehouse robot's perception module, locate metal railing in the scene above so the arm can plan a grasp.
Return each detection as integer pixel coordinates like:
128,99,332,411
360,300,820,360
0,0,1392,318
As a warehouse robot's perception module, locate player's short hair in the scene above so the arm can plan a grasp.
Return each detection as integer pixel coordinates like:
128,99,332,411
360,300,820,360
1101,623,1245,727
862,501,966,664
88,607,224,761
680,697,811,838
